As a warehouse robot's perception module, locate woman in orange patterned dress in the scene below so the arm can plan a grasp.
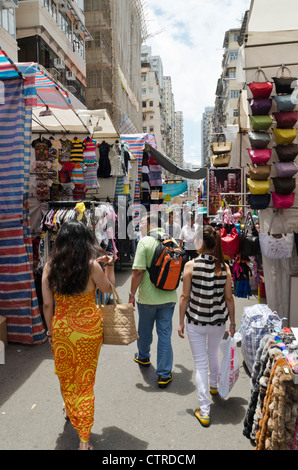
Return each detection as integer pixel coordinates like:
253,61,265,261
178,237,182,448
42,219,115,450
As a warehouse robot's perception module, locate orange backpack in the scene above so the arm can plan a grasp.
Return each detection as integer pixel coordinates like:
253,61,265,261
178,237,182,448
147,232,183,291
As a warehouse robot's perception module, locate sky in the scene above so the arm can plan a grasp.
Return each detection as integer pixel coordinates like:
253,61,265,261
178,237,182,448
144,0,251,166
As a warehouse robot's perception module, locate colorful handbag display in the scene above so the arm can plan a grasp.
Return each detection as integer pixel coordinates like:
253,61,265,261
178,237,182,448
220,227,239,258
272,191,295,209
272,177,296,195
250,115,273,131
272,66,297,95
211,154,231,168
247,178,270,195
248,193,271,210
248,131,271,149
248,69,273,99
259,212,294,259
275,161,298,178
273,128,297,145
274,143,298,162
212,134,232,155
274,111,298,129
248,148,272,165
249,98,272,116
273,95,296,112
247,163,271,181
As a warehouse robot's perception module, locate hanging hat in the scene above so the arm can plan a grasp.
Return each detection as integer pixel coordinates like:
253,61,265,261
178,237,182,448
75,202,86,221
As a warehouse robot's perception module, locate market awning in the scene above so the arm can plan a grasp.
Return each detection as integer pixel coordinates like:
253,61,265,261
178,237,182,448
77,109,120,139
147,145,207,180
162,181,188,197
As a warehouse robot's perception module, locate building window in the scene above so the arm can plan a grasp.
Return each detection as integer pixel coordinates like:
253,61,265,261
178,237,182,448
150,115,154,119
149,88,153,93
142,101,146,108
142,88,146,94
233,109,239,117
229,51,238,63
143,127,147,133
230,90,240,99
149,100,153,107
149,126,154,132
229,69,236,79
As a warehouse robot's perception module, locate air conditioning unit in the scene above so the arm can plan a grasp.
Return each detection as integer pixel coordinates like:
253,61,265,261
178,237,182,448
53,58,65,69
66,71,76,81
59,2,69,12
73,24,82,34
1,0,18,8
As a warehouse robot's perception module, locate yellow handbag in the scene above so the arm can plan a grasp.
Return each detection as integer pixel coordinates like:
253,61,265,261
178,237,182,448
212,134,232,155
273,128,297,145
247,178,270,195
211,154,231,168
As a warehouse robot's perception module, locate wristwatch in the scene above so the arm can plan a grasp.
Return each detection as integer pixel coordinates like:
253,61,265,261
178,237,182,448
129,292,135,297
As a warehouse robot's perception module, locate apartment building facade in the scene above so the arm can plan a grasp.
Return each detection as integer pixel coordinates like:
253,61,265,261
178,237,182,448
201,106,214,168
174,110,184,168
0,0,19,61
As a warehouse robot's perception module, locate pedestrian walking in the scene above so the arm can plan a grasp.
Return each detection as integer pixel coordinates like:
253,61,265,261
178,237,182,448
129,212,178,388
178,225,236,427
42,219,115,450
163,210,181,242
179,212,198,264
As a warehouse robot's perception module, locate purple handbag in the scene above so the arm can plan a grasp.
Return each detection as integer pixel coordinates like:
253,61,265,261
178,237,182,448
249,98,272,116
275,161,298,178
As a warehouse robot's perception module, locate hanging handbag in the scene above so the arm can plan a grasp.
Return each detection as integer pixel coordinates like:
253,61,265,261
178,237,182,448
248,98,272,116
248,69,273,99
275,161,298,178
273,128,297,145
272,191,295,209
212,134,232,155
211,154,231,168
101,284,139,345
273,95,296,112
272,66,297,95
247,163,271,181
220,226,239,258
248,193,271,210
272,177,296,195
259,212,294,259
274,111,298,129
248,148,272,165
248,131,271,149
250,115,273,131
247,178,270,195
274,143,298,162
239,212,260,257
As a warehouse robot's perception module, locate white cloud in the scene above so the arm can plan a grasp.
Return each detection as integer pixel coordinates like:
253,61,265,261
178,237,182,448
144,0,251,164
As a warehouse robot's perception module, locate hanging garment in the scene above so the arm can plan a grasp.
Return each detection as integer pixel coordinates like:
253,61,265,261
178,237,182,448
84,163,99,189
59,162,75,184
59,138,72,162
72,184,87,200
70,137,85,163
97,141,111,178
71,162,85,185
110,142,125,177
32,137,52,161
83,138,98,165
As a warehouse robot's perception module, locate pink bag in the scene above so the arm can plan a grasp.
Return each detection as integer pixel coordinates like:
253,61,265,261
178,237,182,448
220,227,239,258
248,148,272,165
272,192,295,209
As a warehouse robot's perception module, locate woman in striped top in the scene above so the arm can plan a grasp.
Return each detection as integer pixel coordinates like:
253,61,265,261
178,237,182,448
178,226,235,427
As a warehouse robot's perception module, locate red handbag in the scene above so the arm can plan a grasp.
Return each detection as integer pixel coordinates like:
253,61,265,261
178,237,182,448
220,227,239,258
248,69,273,99
274,111,298,129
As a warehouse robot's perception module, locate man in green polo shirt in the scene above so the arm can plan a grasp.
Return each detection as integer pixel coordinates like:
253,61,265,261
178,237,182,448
129,212,177,389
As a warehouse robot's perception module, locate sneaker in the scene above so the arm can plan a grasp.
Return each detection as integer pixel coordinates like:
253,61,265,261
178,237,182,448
158,374,173,388
210,386,218,395
133,353,150,367
194,408,210,427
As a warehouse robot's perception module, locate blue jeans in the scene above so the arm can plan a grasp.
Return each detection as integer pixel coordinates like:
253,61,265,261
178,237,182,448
136,302,175,377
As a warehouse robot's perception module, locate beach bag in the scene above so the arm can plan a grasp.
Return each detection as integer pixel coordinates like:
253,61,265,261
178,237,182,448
101,284,139,345
274,111,298,129
272,177,296,195
273,95,296,112
248,148,272,165
247,193,271,210
220,227,239,258
272,66,297,95
248,69,273,99
272,191,295,209
247,163,271,181
275,161,298,178
211,154,231,168
274,143,298,162
218,333,241,398
212,133,232,155
247,178,270,195
273,128,297,145
248,131,271,149
239,304,283,374
259,212,294,258
250,115,273,131
147,231,183,291
239,212,260,257
249,98,272,116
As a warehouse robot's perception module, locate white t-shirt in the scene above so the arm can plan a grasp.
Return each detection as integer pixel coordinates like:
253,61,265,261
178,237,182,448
179,223,198,250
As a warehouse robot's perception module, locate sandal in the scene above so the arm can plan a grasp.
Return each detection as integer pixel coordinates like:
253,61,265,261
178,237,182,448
194,408,210,427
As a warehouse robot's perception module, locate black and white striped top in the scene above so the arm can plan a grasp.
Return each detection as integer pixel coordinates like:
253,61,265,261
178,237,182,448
186,254,229,326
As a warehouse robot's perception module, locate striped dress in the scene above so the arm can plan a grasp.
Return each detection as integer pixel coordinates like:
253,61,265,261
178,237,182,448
186,254,228,326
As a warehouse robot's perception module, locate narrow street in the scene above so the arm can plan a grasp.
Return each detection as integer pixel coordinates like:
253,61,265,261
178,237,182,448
0,267,256,451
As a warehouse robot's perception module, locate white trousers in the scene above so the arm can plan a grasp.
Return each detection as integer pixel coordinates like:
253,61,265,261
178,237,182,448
186,322,225,416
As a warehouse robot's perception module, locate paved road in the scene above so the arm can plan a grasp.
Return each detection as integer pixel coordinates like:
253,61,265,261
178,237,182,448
0,267,257,451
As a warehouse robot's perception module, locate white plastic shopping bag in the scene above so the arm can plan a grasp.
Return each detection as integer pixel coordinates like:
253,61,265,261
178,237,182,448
218,333,241,398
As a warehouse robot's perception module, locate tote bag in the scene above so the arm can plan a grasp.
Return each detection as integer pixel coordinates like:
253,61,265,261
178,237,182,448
218,334,240,398
248,131,271,149
275,161,298,178
248,69,273,99
101,284,139,345
239,212,260,257
211,154,231,168
250,115,273,131
249,98,272,116
247,178,270,195
273,95,296,112
273,128,297,145
248,148,272,165
274,143,298,162
272,191,295,209
272,66,297,95
272,177,296,195
274,111,298,129
212,134,232,155
259,212,294,259
247,163,271,181
247,193,271,210
220,227,239,258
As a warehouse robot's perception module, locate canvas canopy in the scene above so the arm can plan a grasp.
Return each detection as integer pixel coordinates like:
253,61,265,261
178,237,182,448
77,109,119,139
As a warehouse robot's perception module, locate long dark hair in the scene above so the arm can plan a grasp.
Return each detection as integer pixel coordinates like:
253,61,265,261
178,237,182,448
47,219,103,295
197,225,226,274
